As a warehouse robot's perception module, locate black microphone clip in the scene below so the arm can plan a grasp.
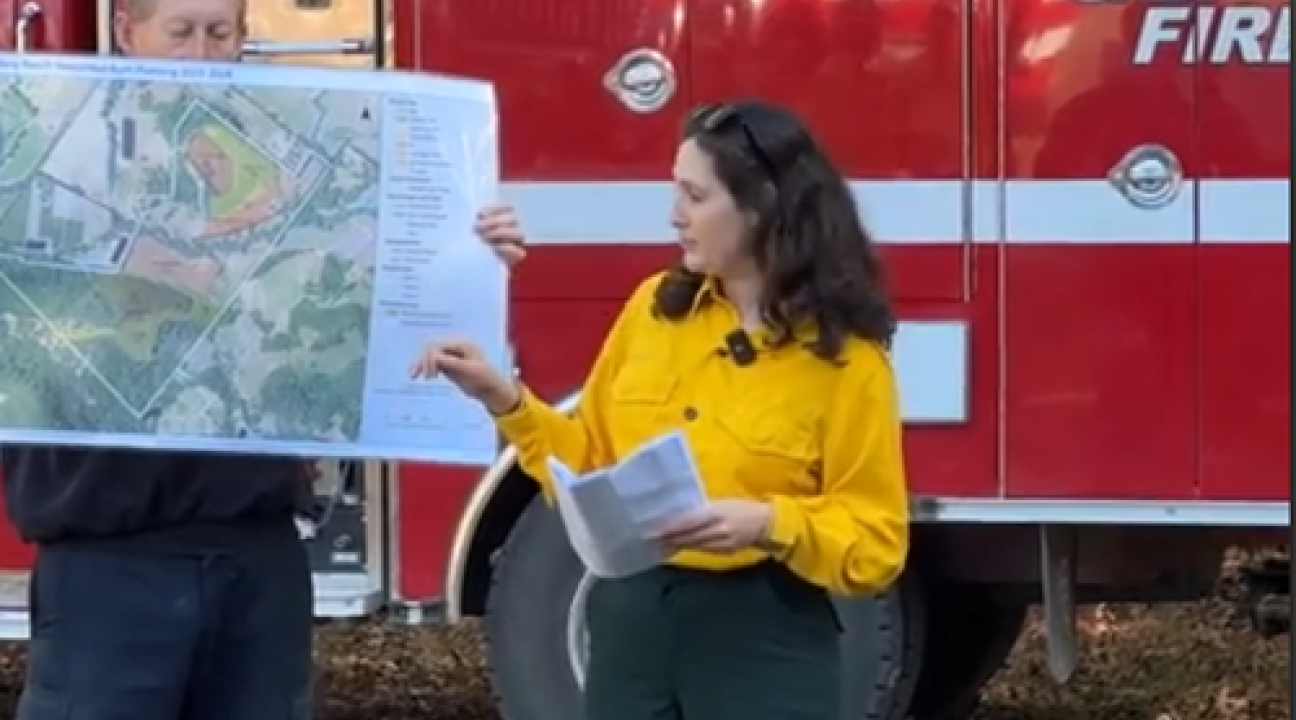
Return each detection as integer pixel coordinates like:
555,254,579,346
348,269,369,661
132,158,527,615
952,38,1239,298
723,330,757,367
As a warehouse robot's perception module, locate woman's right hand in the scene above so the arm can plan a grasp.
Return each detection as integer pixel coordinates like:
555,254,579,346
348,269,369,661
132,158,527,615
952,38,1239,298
411,340,520,415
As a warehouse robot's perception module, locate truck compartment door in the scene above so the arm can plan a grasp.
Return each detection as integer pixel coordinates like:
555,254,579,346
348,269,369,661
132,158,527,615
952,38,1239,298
1001,0,1197,499
1195,4,1290,502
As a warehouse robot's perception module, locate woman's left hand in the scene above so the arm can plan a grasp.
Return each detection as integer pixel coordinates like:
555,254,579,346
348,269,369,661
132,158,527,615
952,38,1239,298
654,499,773,554
475,203,527,267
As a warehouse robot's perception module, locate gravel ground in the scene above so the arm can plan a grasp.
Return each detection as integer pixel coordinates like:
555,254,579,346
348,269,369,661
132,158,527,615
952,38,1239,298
0,596,1285,720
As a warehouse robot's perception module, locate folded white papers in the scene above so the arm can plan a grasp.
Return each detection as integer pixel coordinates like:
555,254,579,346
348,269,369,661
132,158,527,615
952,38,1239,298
547,431,707,578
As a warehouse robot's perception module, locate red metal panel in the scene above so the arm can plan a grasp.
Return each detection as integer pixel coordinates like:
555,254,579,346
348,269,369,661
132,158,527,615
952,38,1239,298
1000,0,1198,499
1196,1,1290,501
1197,243,1290,501
391,464,476,601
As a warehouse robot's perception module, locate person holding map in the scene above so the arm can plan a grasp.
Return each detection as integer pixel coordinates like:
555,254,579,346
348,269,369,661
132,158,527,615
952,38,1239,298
1,1,527,720
413,101,909,720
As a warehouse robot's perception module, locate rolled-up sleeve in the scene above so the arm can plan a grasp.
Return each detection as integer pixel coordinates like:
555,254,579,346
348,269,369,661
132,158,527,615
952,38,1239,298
764,348,910,595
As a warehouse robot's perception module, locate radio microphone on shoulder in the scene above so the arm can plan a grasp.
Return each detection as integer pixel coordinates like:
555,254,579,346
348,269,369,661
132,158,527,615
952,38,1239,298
722,329,757,367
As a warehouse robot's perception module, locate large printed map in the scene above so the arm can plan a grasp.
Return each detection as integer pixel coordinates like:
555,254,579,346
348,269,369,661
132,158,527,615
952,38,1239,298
0,73,381,443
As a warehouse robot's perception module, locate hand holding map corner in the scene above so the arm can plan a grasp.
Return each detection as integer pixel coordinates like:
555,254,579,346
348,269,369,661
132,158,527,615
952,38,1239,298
475,203,527,268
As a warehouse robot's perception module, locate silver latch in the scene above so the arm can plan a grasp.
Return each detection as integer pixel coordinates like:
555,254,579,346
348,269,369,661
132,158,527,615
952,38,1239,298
1108,144,1184,210
242,38,376,57
603,49,677,114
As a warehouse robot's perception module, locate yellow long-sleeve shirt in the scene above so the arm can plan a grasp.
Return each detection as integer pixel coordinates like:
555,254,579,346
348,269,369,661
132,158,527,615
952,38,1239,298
494,272,909,596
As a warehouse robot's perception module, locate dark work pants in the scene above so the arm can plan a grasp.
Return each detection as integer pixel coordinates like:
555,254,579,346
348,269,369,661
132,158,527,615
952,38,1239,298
18,537,314,720
583,562,841,720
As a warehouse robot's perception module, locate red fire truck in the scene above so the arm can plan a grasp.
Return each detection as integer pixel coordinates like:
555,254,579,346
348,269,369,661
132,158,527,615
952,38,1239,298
0,0,1289,718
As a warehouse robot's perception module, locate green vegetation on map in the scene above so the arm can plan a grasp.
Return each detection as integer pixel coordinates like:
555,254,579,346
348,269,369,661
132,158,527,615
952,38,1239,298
0,76,382,443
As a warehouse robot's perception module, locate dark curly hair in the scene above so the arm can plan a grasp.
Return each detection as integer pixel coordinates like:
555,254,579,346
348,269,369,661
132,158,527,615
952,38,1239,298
652,101,896,362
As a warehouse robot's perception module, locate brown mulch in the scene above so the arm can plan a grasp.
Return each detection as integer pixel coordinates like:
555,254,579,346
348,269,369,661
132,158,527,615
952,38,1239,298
0,575,1288,719
972,601,1289,720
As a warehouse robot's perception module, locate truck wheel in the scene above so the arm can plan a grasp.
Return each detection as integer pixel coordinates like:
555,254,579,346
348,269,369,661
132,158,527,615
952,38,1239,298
484,498,585,720
836,570,926,720
485,497,928,720
907,591,1027,720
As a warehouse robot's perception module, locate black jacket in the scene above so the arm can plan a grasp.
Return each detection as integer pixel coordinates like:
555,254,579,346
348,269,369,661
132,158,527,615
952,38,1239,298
1,445,311,549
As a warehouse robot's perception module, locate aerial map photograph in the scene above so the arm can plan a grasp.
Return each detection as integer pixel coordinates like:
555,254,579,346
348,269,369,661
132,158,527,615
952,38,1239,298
0,74,380,442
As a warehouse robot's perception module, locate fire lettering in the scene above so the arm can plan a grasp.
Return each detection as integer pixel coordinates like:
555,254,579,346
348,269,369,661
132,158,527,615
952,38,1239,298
1134,4,1290,65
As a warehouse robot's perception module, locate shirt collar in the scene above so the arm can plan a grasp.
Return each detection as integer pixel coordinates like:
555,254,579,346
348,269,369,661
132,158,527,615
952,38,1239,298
687,274,722,316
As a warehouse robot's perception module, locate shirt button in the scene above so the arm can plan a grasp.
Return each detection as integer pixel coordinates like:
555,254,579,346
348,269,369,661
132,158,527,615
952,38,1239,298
683,407,699,421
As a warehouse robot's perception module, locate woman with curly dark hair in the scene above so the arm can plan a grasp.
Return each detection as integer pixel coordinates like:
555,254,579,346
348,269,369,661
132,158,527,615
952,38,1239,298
415,100,910,720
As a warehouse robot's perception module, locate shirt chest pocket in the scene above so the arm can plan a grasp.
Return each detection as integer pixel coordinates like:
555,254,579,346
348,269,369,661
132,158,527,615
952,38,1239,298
609,367,680,438
714,403,820,495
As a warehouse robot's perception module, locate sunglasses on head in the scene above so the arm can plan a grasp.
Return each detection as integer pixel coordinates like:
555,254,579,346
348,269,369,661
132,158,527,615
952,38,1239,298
689,103,779,182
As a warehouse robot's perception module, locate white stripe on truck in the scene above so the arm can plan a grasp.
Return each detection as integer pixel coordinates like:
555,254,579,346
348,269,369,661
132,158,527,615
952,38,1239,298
499,178,1289,246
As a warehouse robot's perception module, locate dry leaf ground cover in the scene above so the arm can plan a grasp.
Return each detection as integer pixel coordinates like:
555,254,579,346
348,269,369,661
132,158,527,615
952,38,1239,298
0,579,1287,719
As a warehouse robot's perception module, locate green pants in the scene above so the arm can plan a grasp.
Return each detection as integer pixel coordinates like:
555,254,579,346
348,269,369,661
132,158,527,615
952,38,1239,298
583,562,841,720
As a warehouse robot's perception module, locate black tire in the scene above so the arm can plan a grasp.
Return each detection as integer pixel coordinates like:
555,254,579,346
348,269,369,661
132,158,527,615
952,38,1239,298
907,590,1028,720
836,570,926,720
484,499,586,720
485,497,928,720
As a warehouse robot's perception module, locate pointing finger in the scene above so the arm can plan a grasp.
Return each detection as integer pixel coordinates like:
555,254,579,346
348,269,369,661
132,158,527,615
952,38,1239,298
409,353,437,379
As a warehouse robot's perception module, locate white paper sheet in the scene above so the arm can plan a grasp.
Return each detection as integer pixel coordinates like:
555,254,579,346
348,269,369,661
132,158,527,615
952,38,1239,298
547,431,706,578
